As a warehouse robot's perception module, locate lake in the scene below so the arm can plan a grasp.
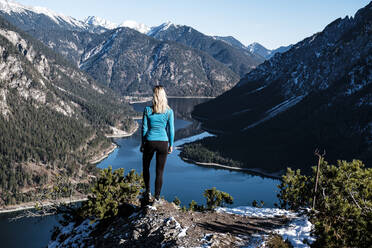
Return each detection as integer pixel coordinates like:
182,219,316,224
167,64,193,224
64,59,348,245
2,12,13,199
0,97,279,248
99,98,280,208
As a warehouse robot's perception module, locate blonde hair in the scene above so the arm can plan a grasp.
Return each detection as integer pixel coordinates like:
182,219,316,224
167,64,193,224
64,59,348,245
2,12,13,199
152,85,169,113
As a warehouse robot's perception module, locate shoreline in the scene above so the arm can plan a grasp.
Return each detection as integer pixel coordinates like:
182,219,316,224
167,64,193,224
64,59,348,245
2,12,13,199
168,96,215,99
180,156,282,179
0,124,139,214
0,196,88,215
90,123,139,164
89,143,118,164
105,122,139,138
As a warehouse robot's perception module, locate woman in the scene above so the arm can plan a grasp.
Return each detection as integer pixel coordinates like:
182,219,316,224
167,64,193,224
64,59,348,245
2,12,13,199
140,85,174,204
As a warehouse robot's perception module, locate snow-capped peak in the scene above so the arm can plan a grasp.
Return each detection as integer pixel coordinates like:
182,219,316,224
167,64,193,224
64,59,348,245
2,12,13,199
147,21,178,36
0,0,86,29
84,16,117,29
247,42,266,53
119,20,150,34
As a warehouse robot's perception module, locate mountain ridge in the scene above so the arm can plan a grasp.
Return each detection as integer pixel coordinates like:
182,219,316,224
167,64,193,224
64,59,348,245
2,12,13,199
191,2,372,172
0,15,135,206
147,22,264,77
79,27,240,96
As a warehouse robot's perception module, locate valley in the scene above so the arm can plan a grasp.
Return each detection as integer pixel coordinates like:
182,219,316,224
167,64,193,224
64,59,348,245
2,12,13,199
0,1,370,247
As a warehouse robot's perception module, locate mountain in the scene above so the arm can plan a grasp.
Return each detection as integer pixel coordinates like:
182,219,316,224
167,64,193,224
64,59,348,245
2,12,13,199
247,42,292,59
0,0,108,65
148,22,264,77
271,45,292,55
0,0,92,31
0,16,135,206
83,16,117,30
192,2,372,172
0,3,242,96
213,35,247,50
79,27,239,96
83,17,150,33
246,42,271,59
212,37,292,60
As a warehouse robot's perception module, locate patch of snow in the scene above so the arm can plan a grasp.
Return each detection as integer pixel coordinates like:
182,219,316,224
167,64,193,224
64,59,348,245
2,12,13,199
244,85,267,95
242,95,305,131
83,16,117,29
174,132,214,147
217,206,314,248
164,216,181,228
147,205,157,211
178,226,189,238
80,29,119,66
200,233,213,248
147,21,178,36
91,84,104,94
0,0,86,29
216,206,297,218
48,219,99,248
232,108,251,116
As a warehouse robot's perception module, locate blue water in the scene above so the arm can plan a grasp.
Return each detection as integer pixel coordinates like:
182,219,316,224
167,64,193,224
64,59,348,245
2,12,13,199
0,210,60,248
98,98,280,207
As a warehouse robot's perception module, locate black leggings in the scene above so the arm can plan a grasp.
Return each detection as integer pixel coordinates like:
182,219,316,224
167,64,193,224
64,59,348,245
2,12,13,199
142,141,168,198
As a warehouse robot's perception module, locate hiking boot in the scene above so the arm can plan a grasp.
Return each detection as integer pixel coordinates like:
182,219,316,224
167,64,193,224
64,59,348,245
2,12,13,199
140,192,152,207
151,196,164,207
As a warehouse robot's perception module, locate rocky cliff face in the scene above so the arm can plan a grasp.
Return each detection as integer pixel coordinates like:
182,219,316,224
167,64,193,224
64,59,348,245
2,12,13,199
48,201,312,248
193,2,372,171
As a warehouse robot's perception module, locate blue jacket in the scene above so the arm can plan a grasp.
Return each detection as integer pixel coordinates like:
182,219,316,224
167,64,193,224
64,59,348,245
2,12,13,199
141,106,175,147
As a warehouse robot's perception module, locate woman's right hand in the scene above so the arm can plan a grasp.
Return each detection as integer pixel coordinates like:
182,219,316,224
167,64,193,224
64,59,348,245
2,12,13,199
168,146,173,154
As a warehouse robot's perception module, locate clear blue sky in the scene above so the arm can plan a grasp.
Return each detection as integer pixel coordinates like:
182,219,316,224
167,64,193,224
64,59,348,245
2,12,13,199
16,0,369,49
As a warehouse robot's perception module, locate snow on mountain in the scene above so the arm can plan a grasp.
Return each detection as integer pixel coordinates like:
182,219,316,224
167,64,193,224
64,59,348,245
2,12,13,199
119,20,149,34
147,21,178,36
83,16,117,29
0,0,86,29
213,35,247,50
247,42,293,59
247,42,272,58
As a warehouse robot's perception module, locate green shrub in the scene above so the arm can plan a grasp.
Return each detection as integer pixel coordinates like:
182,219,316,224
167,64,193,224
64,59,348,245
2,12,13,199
277,159,372,248
265,234,293,248
277,168,311,210
252,200,265,208
80,166,144,220
173,196,181,206
203,187,233,210
188,200,204,211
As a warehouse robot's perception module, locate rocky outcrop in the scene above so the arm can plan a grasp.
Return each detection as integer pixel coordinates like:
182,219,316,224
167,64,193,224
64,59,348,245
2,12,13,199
49,201,312,248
